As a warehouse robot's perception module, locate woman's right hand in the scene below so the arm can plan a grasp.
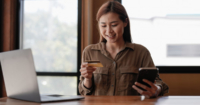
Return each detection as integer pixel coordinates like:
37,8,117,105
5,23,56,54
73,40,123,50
80,62,96,80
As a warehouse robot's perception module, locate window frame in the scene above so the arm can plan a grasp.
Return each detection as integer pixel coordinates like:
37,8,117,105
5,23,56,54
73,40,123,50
19,0,82,95
120,0,200,73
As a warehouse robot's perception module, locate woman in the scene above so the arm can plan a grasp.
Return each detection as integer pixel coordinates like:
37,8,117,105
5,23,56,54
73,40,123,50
79,1,168,97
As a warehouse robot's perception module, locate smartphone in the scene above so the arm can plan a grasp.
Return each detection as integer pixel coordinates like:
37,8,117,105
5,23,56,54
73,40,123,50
136,67,158,91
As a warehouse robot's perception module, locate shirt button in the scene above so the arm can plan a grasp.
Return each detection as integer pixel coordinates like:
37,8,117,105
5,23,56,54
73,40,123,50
111,85,114,87
112,73,114,75
113,62,115,64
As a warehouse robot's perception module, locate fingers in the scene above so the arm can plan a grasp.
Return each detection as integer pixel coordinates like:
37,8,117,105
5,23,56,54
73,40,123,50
81,63,97,69
133,79,159,98
134,82,153,94
80,63,97,79
80,62,96,72
80,66,96,72
81,70,93,79
143,79,157,90
132,85,152,96
81,69,95,75
80,67,96,76
82,73,92,78
81,62,88,68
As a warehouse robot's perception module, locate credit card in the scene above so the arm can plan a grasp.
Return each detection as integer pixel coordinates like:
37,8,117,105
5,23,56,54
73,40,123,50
85,61,103,67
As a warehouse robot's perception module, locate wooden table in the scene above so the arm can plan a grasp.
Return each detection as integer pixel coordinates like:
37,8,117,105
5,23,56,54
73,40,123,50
1,96,200,105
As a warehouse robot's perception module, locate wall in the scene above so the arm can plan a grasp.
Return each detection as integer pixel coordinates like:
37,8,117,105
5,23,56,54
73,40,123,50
160,74,200,95
81,0,110,53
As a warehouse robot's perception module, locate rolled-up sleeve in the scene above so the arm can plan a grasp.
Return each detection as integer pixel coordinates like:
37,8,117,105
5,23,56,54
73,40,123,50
155,74,169,96
142,50,169,96
78,47,94,95
79,75,94,95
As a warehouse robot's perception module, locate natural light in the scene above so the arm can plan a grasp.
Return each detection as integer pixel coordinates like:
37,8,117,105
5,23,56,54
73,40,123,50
123,0,200,66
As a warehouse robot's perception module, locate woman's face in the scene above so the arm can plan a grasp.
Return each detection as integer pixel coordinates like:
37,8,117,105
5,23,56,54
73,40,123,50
99,12,127,43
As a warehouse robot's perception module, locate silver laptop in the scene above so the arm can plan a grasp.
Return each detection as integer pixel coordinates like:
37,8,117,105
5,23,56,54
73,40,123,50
0,49,84,102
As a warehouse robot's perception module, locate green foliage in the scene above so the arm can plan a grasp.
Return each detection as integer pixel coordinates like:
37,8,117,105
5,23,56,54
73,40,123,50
24,8,77,72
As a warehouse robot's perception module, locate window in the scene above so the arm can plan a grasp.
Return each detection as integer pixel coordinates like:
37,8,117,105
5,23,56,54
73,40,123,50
122,0,200,73
19,0,81,95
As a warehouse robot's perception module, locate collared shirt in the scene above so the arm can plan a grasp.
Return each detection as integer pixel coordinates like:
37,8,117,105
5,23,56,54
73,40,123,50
79,42,169,96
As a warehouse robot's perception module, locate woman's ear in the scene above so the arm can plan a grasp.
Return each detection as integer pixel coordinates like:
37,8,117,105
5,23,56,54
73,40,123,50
124,18,128,27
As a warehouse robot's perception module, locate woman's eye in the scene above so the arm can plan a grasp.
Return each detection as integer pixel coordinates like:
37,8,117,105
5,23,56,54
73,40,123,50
102,26,106,27
112,24,117,27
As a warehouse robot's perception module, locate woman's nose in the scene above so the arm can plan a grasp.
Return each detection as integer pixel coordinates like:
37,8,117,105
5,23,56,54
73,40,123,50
106,26,113,34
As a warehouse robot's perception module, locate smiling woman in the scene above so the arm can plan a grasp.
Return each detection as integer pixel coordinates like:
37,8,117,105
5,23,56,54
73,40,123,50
79,1,168,97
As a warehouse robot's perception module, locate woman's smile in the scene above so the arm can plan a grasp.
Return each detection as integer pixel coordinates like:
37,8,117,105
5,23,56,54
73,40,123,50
106,34,116,39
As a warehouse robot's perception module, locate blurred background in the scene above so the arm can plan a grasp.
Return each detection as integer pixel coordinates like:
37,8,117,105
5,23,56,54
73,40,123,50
123,0,200,66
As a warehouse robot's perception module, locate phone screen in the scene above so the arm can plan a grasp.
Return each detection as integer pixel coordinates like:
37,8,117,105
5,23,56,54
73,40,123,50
136,68,158,91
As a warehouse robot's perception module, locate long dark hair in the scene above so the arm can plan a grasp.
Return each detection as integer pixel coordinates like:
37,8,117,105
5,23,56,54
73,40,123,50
96,1,132,43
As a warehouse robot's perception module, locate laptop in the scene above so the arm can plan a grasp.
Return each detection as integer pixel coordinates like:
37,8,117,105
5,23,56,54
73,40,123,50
0,49,84,102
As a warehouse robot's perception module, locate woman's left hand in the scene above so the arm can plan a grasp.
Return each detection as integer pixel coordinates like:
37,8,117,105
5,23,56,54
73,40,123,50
132,79,161,98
